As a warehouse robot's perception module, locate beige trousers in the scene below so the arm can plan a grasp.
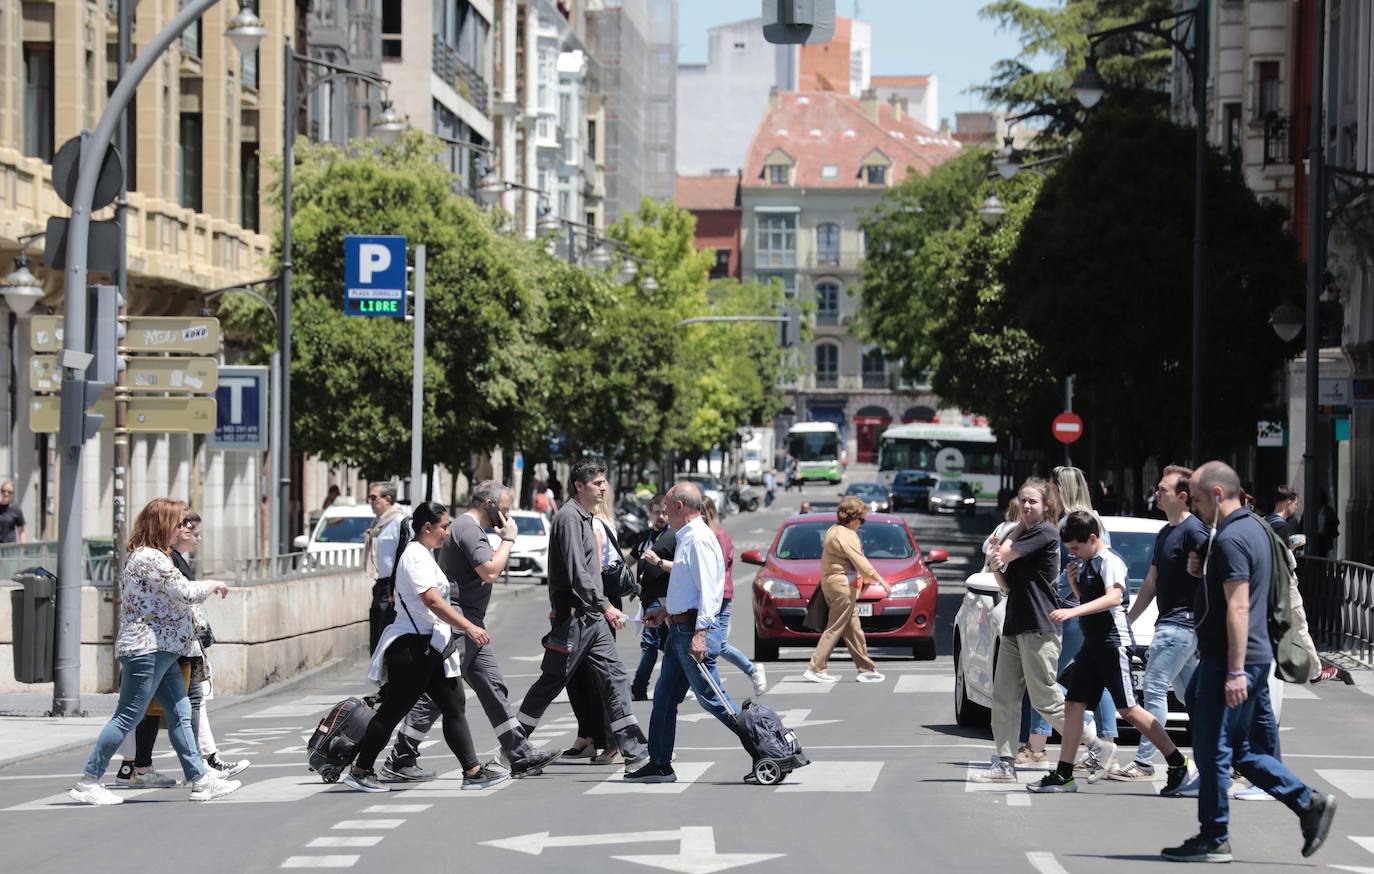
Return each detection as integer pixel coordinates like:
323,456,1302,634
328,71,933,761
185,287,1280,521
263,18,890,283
808,576,877,673
1289,575,1322,678
991,630,1066,759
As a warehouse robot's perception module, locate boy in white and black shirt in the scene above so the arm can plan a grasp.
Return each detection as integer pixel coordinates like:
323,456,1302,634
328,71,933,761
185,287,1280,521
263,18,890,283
1029,511,1193,795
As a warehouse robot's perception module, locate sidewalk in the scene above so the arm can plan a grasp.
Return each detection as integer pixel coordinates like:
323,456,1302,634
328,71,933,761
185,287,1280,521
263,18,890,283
0,575,549,770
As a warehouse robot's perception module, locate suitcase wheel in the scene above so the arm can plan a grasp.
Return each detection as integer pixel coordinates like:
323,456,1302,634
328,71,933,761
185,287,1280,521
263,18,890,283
319,766,342,784
752,759,785,786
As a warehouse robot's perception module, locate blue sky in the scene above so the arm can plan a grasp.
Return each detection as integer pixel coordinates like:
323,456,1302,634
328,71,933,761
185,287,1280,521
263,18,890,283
677,0,1047,118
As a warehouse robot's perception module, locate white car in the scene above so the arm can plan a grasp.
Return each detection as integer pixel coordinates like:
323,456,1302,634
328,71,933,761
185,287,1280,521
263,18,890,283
294,502,376,557
952,515,1174,729
504,510,551,583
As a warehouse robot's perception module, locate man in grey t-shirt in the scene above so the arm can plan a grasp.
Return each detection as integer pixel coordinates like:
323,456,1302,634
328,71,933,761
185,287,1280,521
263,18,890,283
381,481,558,781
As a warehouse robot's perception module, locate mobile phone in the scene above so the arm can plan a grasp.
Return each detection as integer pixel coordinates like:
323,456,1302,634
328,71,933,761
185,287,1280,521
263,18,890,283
485,500,507,529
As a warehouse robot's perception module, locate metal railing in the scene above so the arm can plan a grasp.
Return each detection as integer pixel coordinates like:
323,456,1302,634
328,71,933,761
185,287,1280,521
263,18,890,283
432,35,489,114
1298,556,1374,668
1263,112,1289,166
1,542,364,588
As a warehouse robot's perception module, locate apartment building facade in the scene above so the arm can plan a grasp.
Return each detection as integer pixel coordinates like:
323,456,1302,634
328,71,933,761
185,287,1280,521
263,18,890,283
740,89,960,465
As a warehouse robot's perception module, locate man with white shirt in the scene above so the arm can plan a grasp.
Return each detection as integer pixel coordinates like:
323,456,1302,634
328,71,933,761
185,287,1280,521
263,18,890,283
365,482,408,653
625,482,739,784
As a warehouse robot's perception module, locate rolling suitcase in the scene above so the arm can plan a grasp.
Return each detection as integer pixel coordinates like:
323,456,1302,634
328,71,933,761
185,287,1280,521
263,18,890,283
306,696,375,783
697,662,809,785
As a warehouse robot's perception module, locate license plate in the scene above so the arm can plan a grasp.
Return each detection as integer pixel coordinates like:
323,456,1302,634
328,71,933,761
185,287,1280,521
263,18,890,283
856,603,874,617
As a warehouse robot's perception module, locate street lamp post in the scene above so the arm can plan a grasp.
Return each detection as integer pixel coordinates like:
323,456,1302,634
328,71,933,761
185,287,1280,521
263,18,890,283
1071,2,1209,465
1,234,46,493
278,44,397,553
51,0,264,717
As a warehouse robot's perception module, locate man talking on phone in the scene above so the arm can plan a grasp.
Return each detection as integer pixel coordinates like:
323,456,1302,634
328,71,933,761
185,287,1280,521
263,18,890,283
381,481,559,781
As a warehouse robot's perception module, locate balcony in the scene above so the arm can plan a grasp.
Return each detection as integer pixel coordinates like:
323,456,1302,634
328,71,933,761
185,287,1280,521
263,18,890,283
432,35,489,115
804,248,865,271
815,310,840,327
814,372,839,389
1263,112,1289,166
862,372,890,390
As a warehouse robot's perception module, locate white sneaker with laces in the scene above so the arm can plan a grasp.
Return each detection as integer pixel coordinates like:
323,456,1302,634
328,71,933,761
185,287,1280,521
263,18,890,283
189,773,241,801
802,669,839,684
855,670,885,684
69,780,124,806
1233,783,1274,801
751,665,768,696
969,758,1018,784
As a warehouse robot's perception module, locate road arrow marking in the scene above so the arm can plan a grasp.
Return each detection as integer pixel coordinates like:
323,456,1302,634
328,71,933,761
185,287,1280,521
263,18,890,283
480,829,691,856
614,826,785,873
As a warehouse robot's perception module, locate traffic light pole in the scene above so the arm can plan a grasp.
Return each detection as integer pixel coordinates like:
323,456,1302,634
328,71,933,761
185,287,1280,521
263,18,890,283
52,0,222,716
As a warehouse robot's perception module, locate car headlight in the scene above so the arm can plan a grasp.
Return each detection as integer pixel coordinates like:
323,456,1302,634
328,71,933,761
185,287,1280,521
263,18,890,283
888,576,934,598
963,497,975,504
758,578,801,599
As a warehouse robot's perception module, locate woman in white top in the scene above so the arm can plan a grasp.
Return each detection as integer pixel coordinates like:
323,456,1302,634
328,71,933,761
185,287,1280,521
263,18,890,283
69,497,239,805
346,501,507,793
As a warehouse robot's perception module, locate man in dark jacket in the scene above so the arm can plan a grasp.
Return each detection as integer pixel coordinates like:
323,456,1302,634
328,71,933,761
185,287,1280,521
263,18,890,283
630,493,675,700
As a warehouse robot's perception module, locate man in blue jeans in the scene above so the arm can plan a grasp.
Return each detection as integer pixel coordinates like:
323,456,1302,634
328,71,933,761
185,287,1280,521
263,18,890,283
625,482,739,783
1161,461,1335,863
630,495,675,700
1116,464,1206,780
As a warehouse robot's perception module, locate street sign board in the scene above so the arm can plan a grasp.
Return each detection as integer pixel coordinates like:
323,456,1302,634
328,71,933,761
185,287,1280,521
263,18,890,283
30,396,216,433
32,316,220,355
43,216,120,273
343,235,407,317
30,355,218,394
208,366,269,451
52,135,124,211
1052,411,1083,445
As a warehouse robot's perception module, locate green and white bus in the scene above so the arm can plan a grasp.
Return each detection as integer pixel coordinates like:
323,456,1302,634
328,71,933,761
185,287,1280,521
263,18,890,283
877,422,1001,501
786,422,843,484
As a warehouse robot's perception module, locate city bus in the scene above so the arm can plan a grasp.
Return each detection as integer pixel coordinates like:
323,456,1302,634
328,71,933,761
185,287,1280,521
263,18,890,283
876,422,1001,501
786,422,842,484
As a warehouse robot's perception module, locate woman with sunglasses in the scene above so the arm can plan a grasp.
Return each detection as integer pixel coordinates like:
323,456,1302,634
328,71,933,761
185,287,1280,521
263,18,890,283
803,496,889,684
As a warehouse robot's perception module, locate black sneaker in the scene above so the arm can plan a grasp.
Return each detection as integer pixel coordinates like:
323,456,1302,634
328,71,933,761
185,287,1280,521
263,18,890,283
1161,834,1233,863
1028,771,1077,793
510,749,559,778
379,761,436,782
1299,792,1337,858
1160,759,1193,797
206,755,251,778
623,762,676,783
462,766,509,791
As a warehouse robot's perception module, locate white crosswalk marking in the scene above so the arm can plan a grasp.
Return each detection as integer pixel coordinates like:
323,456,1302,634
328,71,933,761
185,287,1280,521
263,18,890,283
218,775,342,804
893,674,954,693
1282,684,1319,700
247,696,352,720
6,786,169,811
775,761,882,792
280,855,360,868
332,819,404,830
306,838,384,848
363,803,431,813
767,676,837,695
586,761,714,795
1006,793,1031,806
399,768,517,798
1316,769,1374,799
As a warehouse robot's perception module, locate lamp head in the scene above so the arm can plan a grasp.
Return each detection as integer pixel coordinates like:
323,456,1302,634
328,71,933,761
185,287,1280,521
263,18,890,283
587,244,612,269
1071,54,1106,109
225,3,268,56
641,274,660,292
1269,300,1304,343
978,191,1005,227
536,209,563,237
1,258,44,316
373,100,407,146
476,170,506,207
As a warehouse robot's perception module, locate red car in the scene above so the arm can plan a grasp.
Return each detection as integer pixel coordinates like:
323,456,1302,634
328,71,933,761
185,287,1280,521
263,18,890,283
743,513,948,661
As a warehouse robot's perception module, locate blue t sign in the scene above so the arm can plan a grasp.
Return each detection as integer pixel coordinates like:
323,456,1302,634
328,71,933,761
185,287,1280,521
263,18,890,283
344,235,408,317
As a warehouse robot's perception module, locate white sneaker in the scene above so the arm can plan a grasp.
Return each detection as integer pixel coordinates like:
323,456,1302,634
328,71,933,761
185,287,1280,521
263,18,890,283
189,774,242,801
1233,783,1274,801
855,670,886,684
751,665,768,696
122,767,178,789
69,780,124,806
802,670,839,684
969,758,1018,784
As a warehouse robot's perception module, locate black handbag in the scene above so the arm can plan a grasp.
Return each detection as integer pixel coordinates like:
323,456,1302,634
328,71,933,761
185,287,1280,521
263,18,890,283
802,586,829,632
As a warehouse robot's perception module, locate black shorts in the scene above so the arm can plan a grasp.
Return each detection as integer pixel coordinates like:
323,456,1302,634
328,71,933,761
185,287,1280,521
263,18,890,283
1060,643,1137,709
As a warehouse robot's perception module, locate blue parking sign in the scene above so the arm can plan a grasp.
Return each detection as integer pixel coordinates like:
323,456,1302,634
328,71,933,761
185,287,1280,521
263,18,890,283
208,366,269,451
344,235,408,317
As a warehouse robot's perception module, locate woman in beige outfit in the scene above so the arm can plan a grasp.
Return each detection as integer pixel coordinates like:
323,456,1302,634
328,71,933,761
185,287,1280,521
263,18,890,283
804,497,889,684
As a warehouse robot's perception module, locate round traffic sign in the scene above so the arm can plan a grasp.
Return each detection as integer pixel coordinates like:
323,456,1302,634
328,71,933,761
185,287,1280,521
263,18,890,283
1052,411,1083,445
52,136,124,212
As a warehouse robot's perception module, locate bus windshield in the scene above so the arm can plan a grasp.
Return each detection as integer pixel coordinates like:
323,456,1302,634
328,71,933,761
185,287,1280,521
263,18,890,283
878,439,999,476
788,431,839,462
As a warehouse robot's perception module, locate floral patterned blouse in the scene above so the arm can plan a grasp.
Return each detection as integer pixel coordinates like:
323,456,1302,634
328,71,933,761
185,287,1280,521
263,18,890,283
116,546,214,658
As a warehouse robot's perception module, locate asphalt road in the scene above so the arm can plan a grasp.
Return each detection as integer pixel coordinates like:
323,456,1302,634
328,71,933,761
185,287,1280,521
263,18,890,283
2,483,1372,874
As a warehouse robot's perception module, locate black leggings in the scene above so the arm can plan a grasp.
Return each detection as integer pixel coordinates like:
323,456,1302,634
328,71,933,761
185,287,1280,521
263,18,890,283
354,634,478,772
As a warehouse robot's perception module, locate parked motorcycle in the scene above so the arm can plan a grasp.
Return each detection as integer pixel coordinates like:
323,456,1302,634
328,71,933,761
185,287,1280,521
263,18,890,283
616,494,650,543
726,483,761,514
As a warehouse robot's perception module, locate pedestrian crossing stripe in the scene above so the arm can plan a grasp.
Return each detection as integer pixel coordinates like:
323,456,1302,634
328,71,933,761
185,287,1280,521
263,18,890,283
775,761,882,792
1316,769,1374,799
586,761,714,795
766,676,837,695
893,675,954,694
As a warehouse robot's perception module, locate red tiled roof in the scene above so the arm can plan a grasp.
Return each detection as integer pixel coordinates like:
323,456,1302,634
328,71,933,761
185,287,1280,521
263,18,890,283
675,174,741,210
742,91,961,189
871,74,931,88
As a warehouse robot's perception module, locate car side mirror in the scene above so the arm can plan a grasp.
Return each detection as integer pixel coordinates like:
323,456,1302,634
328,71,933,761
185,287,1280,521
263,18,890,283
741,549,765,566
965,572,1002,597
292,535,309,550
925,548,949,564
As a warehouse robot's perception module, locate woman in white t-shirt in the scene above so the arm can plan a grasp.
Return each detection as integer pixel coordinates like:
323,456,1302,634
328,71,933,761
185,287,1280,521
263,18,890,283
346,502,507,793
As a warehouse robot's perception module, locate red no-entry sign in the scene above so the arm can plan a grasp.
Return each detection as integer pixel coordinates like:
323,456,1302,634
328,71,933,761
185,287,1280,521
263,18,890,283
1052,411,1083,445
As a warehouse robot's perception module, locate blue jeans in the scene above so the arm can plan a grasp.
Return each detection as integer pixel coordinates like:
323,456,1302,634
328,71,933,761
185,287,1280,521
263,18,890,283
632,599,666,696
711,599,758,679
1187,659,1312,842
83,650,206,782
1026,614,1118,739
648,622,738,764
1135,623,1197,763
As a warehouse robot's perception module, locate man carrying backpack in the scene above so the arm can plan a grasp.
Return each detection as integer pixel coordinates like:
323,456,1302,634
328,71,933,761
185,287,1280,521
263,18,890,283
1160,462,1336,864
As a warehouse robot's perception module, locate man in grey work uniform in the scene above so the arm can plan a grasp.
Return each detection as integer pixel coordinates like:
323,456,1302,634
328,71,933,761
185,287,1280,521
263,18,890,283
516,458,649,769
381,481,559,781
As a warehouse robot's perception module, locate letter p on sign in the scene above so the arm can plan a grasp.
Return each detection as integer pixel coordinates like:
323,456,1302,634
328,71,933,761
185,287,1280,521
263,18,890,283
358,243,392,283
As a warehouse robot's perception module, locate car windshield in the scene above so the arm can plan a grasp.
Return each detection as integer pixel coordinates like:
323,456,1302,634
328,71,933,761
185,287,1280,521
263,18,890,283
1107,531,1156,593
894,472,929,486
684,475,721,490
514,516,545,536
846,484,884,497
934,481,962,493
773,521,914,561
316,515,372,543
